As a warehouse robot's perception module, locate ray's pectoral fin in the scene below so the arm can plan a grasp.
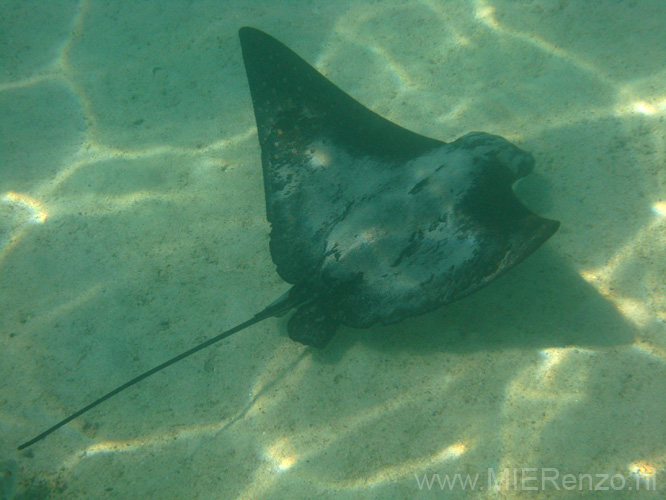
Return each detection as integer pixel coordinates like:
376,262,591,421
288,302,340,349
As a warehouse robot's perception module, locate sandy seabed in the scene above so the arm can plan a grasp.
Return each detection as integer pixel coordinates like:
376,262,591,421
1,1,665,499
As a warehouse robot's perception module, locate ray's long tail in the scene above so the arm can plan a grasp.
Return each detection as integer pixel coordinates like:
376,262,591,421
18,289,302,450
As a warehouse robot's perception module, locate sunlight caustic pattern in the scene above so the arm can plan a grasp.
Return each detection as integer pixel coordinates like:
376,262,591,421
470,0,666,338
0,0,257,270
2,0,666,498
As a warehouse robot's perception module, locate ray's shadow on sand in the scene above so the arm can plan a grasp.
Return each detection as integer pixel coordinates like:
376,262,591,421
309,247,636,361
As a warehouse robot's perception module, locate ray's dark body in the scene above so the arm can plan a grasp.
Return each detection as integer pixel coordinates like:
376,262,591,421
239,27,559,348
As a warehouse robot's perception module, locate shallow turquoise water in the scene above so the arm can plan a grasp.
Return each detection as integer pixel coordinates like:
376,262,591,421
1,1,665,498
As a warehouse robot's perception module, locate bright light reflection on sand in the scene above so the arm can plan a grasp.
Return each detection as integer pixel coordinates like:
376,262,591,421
652,201,666,217
628,460,660,489
265,439,299,472
1,191,49,223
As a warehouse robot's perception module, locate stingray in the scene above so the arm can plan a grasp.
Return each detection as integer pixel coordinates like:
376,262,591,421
18,27,559,450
